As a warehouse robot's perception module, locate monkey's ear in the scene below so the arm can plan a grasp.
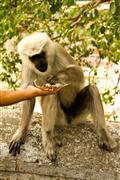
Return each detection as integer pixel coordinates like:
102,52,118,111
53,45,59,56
17,32,50,56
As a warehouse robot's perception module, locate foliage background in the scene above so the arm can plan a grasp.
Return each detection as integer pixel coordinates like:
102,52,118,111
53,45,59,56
0,0,120,120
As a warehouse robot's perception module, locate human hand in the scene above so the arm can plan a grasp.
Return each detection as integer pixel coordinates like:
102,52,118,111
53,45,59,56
27,85,61,97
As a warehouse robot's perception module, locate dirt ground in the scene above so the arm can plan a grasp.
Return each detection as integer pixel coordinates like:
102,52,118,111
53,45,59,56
0,103,120,180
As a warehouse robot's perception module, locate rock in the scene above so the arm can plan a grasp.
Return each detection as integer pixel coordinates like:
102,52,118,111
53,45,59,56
0,104,120,179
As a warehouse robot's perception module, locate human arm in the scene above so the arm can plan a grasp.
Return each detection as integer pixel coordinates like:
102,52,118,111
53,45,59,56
0,85,60,106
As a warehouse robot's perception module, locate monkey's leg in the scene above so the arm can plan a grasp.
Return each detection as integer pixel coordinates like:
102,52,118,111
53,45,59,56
85,85,117,151
41,95,66,161
9,98,35,155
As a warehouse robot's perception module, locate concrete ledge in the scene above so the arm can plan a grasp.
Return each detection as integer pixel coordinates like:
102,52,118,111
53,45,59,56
0,104,120,179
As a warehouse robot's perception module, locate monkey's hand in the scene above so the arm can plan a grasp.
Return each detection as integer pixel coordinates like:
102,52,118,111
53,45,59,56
46,75,60,85
46,74,70,88
9,129,26,156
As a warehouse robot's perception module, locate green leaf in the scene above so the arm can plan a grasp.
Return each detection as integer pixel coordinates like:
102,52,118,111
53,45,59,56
63,0,75,6
109,2,116,15
38,11,46,20
115,0,120,7
100,26,105,34
94,9,99,18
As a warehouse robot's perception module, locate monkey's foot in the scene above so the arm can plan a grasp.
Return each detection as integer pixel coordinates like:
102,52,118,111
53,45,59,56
98,128,117,151
43,138,57,161
42,131,60,161
55,137,63,147
9,130,26,156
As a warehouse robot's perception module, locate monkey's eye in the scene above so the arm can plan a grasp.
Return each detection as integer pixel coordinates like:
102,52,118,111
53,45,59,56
29,51,46,62
29,55,37,62
29,51,48,72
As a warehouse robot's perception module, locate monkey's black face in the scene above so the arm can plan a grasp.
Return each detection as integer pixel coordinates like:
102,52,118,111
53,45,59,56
29,51,48,72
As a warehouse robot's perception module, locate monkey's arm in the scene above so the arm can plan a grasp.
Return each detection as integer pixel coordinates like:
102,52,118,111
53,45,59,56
47,65,85,89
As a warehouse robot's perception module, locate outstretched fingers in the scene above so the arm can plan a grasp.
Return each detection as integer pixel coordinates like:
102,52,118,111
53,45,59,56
9,141,21,156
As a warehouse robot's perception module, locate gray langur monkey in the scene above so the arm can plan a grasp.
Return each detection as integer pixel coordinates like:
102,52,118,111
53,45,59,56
9,32,117,161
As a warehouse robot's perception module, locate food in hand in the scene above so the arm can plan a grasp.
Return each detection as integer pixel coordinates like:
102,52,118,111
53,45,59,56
33,80,66,92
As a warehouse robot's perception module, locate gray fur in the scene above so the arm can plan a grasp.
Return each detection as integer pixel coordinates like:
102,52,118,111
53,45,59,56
9,32,117,160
